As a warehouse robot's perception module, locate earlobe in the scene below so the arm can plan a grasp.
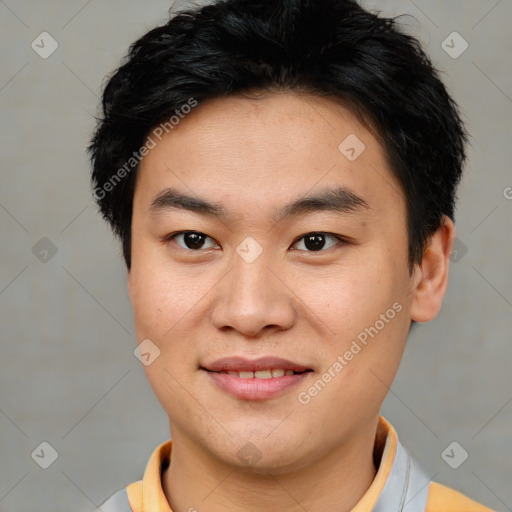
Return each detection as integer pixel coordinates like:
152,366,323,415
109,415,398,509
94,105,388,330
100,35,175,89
410,215,455,322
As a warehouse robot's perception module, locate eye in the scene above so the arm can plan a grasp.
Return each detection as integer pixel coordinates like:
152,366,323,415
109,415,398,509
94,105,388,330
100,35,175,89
166,231,219,251
291,232,343,252
164,231,346,253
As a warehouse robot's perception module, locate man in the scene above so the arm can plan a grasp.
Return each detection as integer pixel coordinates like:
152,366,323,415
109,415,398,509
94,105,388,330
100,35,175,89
89,0,495,510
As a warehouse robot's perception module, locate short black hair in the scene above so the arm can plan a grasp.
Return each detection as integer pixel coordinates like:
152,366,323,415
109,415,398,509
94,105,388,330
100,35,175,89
88,0,469,271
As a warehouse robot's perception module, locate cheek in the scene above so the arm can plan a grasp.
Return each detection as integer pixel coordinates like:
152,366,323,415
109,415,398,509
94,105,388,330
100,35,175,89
129,269,171,336
296,256,410,381
292,259,392,332
129,260,203,409
129,241,200,337
128,253,218,382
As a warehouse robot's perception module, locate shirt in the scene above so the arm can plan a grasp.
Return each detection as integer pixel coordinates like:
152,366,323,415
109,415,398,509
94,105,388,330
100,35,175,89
100,415,495,512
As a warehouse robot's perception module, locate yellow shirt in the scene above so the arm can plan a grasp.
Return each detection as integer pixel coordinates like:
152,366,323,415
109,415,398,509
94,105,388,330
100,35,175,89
107,416,494,511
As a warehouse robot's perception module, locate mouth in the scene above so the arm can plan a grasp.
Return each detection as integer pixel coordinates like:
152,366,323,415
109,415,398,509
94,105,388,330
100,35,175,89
200,355,314,376
201,368,312,378
200,356,314,400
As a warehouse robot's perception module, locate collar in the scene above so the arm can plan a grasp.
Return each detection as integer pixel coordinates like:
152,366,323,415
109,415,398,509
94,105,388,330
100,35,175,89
126,415,427,512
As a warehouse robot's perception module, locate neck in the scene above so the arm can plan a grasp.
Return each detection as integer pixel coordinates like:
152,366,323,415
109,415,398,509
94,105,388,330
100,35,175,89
163,417,380,512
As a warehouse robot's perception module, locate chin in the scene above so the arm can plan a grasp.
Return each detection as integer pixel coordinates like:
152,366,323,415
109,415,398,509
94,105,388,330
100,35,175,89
209,432,312,475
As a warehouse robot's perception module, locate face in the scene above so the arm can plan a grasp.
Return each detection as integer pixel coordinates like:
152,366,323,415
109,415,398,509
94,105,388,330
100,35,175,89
128,91,421,473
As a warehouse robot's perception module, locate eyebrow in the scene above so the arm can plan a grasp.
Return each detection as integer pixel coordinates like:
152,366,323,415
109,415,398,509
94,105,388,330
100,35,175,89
149,185,369,223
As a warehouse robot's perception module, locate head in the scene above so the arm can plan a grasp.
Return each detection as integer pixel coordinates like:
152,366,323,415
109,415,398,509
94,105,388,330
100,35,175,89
89,0,468,473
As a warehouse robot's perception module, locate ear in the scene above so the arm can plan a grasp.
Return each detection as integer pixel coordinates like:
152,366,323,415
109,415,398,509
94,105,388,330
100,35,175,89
410,215,455,322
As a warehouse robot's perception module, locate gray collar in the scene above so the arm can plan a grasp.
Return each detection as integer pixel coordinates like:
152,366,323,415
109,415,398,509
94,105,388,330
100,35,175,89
372,434,431,512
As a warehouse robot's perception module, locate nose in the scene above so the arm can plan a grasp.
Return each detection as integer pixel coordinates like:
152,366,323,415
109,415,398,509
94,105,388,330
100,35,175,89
210,249,297,337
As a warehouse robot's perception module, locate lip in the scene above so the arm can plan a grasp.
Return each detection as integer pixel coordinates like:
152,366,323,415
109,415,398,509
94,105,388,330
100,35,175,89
201,356,312,373
203,369,312,401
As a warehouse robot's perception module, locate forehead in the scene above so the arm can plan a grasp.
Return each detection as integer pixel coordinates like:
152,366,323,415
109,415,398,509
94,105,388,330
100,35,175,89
135,91,404,219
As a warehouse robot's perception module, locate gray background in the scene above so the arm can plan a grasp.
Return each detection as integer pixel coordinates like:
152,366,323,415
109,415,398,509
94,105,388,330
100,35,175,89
0,1,511,511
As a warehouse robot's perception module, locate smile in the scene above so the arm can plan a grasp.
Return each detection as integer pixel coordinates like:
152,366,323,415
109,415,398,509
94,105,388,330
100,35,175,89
206,368,310,378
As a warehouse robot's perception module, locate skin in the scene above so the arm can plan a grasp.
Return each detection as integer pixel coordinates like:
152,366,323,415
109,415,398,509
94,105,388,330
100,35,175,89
127,91,455,512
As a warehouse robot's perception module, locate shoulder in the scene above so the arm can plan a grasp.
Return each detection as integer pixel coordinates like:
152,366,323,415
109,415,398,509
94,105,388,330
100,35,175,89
426,482,496,512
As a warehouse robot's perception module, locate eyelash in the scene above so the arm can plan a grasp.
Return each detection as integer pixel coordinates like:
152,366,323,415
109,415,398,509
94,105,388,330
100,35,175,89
163,231,348,253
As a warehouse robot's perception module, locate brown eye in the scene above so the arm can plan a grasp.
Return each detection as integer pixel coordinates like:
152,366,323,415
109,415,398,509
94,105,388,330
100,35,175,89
292,232,341,252
168,231,218,251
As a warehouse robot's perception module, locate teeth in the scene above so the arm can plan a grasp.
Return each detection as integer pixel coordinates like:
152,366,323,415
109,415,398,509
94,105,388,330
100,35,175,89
255,370,272,379
217,368,302,378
